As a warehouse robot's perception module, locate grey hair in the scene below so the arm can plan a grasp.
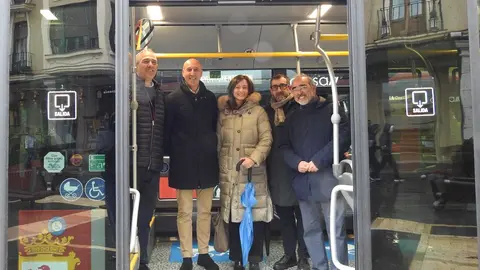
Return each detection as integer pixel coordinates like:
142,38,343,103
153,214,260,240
292,73,316,88
135,48,156,65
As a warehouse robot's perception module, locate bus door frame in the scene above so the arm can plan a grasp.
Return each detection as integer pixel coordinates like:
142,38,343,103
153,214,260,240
0,1,9,269
115,0,131,269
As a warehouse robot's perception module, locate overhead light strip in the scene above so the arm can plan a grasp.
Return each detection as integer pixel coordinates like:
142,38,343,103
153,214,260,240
147,5,164,20
40,9,58,21
308,4,332,19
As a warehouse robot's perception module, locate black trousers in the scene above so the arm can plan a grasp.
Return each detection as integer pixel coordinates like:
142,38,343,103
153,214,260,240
369,147,381,178
229,219,265,264
104,167,159,264
276,205,308,259
380,152,400,179
136,168,159,264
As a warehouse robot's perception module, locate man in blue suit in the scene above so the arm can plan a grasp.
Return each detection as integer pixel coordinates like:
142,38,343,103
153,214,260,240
280,73,350,270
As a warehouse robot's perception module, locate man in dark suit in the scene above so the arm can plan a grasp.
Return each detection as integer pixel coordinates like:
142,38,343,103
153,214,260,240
164,59,219,270
280,73,350,270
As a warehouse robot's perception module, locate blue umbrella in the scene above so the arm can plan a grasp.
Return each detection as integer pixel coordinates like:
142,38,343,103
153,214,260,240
236,159,257,266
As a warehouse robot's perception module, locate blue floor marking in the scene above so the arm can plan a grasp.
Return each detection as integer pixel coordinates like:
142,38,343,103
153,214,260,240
169,241,231,262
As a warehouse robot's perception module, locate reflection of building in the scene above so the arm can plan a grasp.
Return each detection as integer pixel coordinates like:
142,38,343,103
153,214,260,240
364,0,469,167
9,0,115,173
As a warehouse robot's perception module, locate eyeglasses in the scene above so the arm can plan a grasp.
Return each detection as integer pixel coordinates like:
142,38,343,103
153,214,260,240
291,84,308,92
271,83,288,90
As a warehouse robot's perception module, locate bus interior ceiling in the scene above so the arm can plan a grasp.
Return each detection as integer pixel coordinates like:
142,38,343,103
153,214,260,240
132,4,349,71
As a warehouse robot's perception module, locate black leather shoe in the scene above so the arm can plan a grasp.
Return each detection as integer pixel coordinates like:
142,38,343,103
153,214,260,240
180,258,193,270
249,262,260,270
273,255,297,270
197,254,219,270
297,257,311,270
233,261,245,270
139,263,150,270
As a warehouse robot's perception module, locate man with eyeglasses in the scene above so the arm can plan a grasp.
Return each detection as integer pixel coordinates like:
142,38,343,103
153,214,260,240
263,74,309,270
164,59,219,270
280,74,350,270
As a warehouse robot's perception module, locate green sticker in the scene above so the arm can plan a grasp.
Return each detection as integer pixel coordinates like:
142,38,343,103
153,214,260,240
89,154,106,172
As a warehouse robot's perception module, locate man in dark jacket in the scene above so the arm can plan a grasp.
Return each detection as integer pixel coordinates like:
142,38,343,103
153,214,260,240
264,74,309,270
133,49,165,270
102,48,165,270
280,74,350,270
164,59,219,270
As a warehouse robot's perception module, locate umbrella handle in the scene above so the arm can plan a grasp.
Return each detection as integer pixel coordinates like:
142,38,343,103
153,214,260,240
236,159,253,183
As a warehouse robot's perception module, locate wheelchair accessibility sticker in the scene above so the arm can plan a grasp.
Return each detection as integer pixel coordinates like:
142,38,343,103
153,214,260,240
48,216,67,236
85,177,105,201
59,178,83,202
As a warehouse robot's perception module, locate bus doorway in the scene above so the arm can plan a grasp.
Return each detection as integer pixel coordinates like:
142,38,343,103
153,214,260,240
126,1,353,269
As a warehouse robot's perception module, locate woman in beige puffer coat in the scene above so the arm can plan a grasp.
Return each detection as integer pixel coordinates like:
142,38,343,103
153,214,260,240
217,74,273,270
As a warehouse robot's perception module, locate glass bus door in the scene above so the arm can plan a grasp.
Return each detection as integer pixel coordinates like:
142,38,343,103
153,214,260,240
3,0,127,269
347,0,480,269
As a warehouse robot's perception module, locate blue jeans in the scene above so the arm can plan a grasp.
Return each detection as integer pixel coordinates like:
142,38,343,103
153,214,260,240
298,198,348,270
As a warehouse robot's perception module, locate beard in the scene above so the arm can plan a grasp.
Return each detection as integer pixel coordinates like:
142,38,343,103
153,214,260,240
295,94,311,105
296,99,309,105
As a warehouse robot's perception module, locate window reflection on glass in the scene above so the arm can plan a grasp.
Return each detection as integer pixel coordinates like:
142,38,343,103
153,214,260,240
9,0,116,268
365,0,476,269
49,1,99,54
391,0,406,20
410,0,423,17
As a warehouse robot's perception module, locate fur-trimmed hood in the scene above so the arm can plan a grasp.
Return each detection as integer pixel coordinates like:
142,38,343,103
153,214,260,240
217,92,262,112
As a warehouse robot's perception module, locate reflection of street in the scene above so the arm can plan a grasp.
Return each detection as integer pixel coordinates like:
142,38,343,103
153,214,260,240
370,172,477,269
372,217,478,269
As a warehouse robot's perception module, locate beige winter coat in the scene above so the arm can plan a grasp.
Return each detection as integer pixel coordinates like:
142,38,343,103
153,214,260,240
217,92,274,223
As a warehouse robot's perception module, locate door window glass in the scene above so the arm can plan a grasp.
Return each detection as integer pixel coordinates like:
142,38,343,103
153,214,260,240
362,1,477,268
9,1,116,269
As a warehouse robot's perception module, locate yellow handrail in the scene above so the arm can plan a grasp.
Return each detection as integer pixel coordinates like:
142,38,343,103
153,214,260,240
154,49,457,59
155,51,349,58
320,34,348,41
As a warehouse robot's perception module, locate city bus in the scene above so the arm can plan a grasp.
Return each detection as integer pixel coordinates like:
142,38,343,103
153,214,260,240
3,1,480,270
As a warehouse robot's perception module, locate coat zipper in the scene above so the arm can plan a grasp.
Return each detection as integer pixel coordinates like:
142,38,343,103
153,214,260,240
147,93,155,170
148,119,154,170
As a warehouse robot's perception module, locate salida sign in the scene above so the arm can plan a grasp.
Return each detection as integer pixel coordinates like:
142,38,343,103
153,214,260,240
405,87,436,117
47,91,77,120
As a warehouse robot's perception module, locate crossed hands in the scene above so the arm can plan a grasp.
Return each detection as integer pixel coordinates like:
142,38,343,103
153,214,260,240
298,161,319,173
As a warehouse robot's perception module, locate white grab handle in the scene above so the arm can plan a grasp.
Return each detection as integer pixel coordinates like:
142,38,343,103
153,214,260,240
130,188,140,253
330,184,354,270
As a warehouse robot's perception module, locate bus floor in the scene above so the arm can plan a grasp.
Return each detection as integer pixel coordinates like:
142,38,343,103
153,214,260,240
146,221,478,270
146,236,356,269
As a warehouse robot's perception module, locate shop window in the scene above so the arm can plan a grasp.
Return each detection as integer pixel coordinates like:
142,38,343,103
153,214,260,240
49,1,99,54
